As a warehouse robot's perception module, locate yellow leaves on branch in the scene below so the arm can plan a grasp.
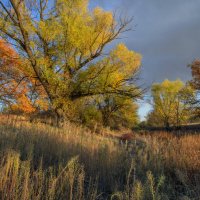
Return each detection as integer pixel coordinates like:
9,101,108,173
100,44,142,87
76,43,142,98
38,20,61,42
111,43,142,75
57,0,89,13
36,0,116,61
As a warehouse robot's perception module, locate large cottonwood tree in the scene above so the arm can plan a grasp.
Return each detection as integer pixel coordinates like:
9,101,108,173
0,0,142,121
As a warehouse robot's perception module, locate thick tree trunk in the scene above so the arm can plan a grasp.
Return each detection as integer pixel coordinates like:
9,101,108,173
54,107,65,127
165,121,170,131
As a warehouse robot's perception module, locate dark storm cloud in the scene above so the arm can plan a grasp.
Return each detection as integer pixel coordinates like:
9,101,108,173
92,0,200,86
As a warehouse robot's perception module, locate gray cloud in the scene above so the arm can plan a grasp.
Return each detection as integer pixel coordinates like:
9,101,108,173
92,0,200,86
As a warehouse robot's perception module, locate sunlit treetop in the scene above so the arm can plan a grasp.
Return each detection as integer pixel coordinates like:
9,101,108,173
150,79,194,127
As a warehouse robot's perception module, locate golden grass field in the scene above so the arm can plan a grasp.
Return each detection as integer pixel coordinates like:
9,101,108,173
0,114,199,200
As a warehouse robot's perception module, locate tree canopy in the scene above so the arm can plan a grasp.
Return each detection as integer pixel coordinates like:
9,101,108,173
147,79,194,128
0,0,142,127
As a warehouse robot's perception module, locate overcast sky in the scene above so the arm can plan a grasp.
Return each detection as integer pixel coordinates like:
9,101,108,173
91,0,200,120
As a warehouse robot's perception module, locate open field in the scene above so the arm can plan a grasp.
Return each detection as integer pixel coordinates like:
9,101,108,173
0,115,199,200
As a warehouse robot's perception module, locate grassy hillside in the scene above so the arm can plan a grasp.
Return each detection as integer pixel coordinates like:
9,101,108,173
0,115,199,199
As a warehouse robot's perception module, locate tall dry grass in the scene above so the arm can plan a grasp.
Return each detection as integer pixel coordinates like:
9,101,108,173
0,114,199,199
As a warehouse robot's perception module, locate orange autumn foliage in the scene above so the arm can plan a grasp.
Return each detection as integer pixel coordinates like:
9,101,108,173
11,95,36,113
0,39,47,113
189,59,200,90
